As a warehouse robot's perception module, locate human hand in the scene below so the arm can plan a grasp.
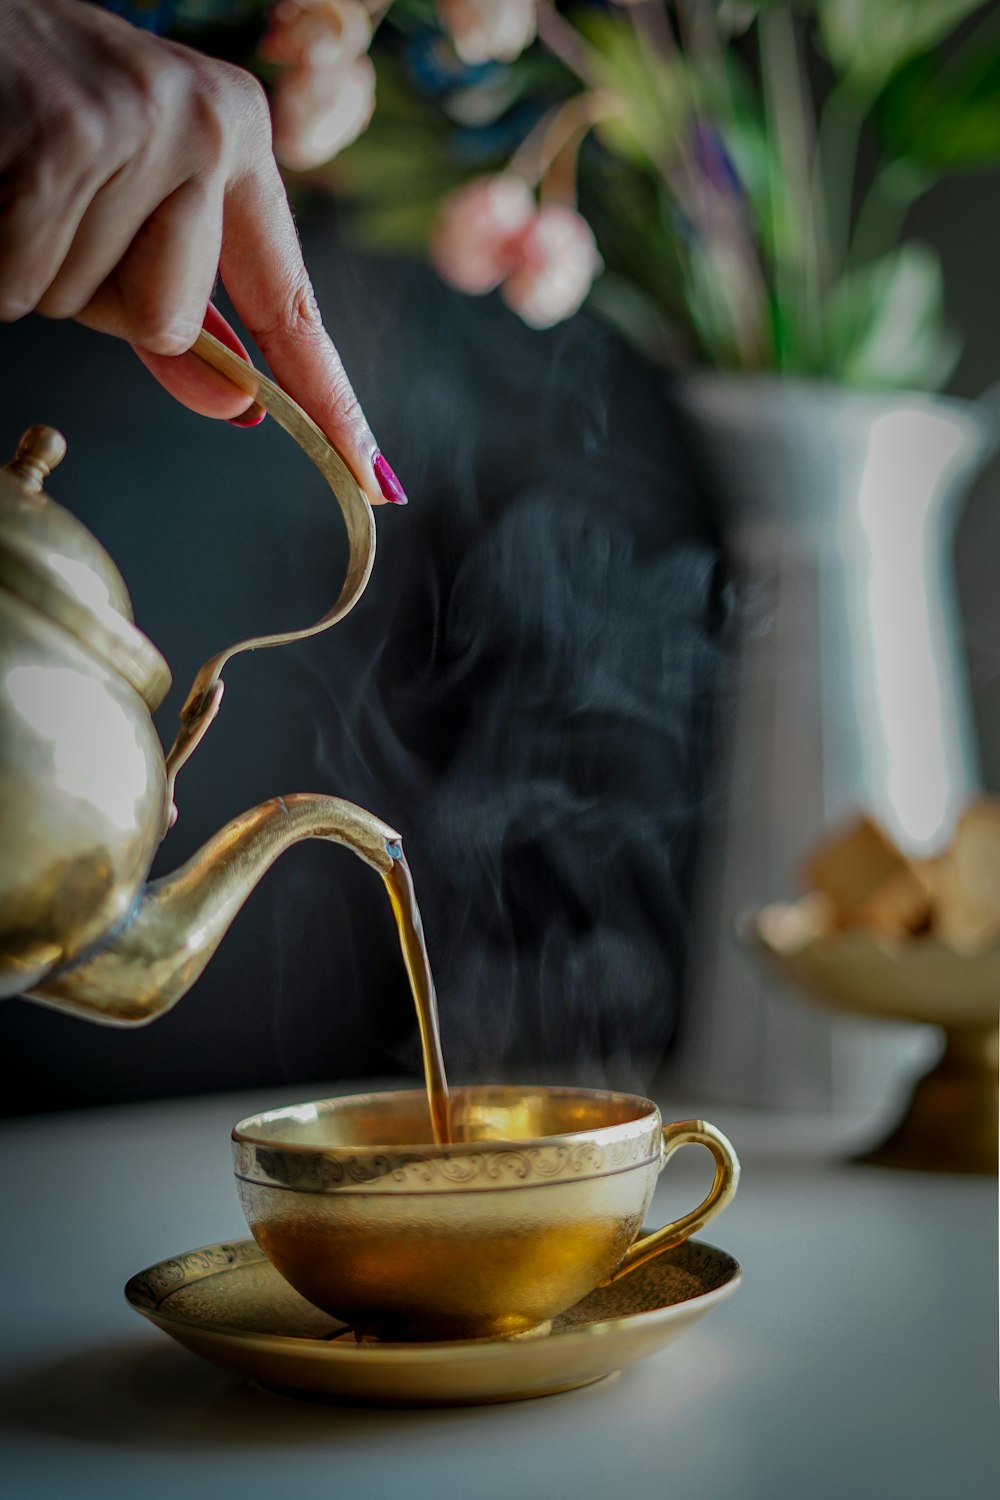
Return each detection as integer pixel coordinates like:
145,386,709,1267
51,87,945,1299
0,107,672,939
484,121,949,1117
0,0,405,505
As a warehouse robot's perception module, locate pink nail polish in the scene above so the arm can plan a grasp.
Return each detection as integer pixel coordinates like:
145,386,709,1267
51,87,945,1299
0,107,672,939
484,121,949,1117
227,404,266,428
373,451,408,505
202,302,265,427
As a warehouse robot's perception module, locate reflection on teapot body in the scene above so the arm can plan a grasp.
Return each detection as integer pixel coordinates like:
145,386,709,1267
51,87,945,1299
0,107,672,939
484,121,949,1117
0,336,452,1141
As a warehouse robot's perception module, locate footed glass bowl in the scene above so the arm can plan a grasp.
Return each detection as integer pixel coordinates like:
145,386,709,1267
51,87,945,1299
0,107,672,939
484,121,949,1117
748,900,999,1174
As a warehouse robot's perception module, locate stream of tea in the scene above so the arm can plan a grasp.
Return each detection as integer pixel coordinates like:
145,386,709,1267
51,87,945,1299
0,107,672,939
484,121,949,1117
382,845,453,1146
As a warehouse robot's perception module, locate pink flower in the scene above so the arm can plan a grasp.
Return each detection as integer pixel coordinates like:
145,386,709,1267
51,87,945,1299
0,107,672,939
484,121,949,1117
261,0,375,168
438,0,537,64
432,178,602,326
271,55,376,169
500,205,603,328
260,0,372,70
430,173,536,295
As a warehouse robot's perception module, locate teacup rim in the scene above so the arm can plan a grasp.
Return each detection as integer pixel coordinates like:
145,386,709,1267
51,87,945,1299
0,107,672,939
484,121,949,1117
231,1082,661,1156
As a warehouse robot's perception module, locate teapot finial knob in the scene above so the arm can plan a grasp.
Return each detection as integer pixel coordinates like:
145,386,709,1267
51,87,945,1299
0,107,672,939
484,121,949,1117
7,425,67,495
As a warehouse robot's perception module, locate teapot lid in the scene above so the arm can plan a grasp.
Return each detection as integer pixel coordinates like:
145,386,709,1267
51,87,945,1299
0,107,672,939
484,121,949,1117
0,427,171,711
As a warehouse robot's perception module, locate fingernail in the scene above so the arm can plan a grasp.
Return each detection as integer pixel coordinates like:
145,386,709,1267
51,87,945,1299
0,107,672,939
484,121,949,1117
202,302,265,428
373,451,408,505
227,403,266,428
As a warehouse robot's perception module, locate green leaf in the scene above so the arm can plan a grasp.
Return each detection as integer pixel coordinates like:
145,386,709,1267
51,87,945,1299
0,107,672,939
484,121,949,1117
710,69,782,257
706,0,821,33
878,45,1000,171
572,11,692,166
823,242,961,389
382,0,440,30
710,1,763,39
818,0,991,95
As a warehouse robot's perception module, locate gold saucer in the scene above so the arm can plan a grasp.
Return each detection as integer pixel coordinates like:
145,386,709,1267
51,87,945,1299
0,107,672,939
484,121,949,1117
125,1237,741,1406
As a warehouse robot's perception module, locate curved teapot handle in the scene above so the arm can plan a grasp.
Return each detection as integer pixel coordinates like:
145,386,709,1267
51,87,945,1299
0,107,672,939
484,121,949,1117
161,329,376,831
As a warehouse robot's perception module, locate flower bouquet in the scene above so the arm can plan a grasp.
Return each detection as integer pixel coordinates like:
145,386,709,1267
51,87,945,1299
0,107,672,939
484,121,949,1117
236,0,1000,390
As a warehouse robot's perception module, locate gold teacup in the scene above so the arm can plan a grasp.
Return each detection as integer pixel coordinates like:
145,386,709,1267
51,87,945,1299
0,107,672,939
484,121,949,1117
232,1085,740,1342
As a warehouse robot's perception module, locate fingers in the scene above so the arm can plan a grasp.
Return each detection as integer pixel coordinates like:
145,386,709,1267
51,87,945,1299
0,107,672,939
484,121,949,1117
0,0,154,321
74,179,257,422
130,302,263,424
220,156,394,505
0,0,406,496
129,338,258,424
31,161,258,421
0,1,230,352
34,163,192,333
0,130,124,323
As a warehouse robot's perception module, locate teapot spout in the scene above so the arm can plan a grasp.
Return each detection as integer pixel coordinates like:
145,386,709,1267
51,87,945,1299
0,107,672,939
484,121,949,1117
26,796,401,1026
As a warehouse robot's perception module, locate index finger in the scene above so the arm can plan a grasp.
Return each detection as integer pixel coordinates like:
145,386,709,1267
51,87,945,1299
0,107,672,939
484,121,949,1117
219,157,405,507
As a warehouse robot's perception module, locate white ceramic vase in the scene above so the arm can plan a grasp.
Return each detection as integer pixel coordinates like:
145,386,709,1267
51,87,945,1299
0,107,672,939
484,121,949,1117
668,375,1000,1115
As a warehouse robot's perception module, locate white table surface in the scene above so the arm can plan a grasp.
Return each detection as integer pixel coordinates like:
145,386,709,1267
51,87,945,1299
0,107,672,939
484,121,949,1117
1,1084,997,1500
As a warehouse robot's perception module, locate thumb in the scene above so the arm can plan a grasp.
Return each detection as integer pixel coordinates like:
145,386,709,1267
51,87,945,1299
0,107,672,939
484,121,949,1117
129,302,264,425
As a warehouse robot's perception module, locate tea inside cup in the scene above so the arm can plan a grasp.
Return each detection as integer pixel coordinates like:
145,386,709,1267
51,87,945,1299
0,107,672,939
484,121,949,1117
232,1085,739,1342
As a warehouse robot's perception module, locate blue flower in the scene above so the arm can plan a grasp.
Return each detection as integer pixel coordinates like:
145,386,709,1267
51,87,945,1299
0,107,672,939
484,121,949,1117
405,29,503,97
690,122,743,198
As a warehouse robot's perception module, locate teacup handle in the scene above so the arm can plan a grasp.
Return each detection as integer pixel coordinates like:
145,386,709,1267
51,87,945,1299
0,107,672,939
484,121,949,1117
601,1120,740,1284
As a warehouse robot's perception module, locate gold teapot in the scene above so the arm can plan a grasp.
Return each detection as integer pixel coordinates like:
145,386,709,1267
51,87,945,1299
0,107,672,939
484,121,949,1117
0,331,402,1025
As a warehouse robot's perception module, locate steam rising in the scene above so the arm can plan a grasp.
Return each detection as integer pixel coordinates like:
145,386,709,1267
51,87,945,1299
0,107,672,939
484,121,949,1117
275,254,725,1093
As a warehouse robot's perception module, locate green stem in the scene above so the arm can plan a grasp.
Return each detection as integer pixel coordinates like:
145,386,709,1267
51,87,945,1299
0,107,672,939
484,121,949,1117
535,1,603,87
758,4,821,370
508,91,621,199
814,82,865,283
630,0,679,59
849,166,924,267
632,1,767,367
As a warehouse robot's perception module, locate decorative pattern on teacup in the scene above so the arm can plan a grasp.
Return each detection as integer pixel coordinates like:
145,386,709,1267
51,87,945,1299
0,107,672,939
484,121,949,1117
232,1129,660,1193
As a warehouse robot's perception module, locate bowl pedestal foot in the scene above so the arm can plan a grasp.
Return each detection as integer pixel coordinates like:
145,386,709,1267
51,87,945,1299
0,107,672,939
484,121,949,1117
856,1022,998,1175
